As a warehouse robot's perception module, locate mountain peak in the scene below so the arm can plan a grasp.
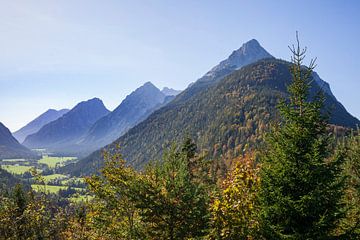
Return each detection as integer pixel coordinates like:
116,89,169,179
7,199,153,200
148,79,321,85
139,82,160,93
13,108,70,143
227,39,272,63
143,81,156,87
72,98,107,111
161,87,182,96
243,38,260,47
203,39,273,80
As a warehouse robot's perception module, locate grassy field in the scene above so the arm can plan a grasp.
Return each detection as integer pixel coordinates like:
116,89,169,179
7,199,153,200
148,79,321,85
1,158,27,162
2,165,34,174
31,184,68,193
38,156,76,168
61,177,85,186
42,174,68,183
31,184,84,193
69,194,94,203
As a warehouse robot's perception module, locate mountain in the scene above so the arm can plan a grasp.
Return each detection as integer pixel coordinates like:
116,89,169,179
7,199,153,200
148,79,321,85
0,122,36,159
13,109,69,143
23,98,110,155
161,87,181,96
59,39,276,175
63,41,359,176
169,39,274,106
65,60,359,176
79,82,167,151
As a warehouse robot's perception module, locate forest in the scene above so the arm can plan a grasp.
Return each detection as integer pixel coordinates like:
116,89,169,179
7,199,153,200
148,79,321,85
1,41,360,240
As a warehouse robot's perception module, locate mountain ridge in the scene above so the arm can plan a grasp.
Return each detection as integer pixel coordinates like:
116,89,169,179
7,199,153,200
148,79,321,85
13,108,69,143
0,122,36,159
63,58,359,176
78,82,168,152
23,98,110,155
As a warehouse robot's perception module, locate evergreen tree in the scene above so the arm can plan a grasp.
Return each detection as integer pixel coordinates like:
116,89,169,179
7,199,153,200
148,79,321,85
258,34,346,239
341,130,360,237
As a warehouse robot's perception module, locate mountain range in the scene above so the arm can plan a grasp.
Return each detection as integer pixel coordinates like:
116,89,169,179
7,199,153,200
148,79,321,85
18,83,180,156
78,82,171,152
23,98,110,154
61,39,359,176
13,109,69,143
0,122,36,159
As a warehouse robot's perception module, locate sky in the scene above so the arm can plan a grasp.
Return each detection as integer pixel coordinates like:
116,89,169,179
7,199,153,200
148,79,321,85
0,0,359,131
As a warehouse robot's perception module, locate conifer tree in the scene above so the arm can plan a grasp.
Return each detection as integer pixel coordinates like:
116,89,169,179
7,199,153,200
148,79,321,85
341,130,360,237
258,34,346,239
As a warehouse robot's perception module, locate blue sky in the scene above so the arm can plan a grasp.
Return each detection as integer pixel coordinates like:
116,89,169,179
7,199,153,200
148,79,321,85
0,0,359,131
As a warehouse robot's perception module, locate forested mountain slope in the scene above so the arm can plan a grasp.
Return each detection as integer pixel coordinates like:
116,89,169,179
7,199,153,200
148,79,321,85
0,122,36,159
63,59,359,176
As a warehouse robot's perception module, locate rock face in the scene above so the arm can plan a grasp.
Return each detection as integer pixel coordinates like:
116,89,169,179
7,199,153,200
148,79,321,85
161,87,182,96
13,109,69,143
23,98,110,154
203,39,273,80
169,39,274,106
79,82,168,152
0,122,36,159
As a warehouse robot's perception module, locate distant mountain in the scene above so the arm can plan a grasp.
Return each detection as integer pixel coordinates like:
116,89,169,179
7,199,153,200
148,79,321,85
169,39,274,106
23,98,109,155
161,87,181,96
13,109,69,143
64,58,360,176
0,122,36,159
79,82,167,152
60,39,276,175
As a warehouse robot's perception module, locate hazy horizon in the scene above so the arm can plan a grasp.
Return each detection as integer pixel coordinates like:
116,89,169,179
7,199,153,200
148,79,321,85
1,0,359,131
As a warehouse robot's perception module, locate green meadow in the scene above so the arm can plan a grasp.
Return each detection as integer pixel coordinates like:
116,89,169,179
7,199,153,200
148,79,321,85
2,165,35,174
42,174,68,183
38,156,76,168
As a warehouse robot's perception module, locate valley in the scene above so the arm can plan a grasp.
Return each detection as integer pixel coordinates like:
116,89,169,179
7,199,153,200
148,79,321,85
0,151,89,202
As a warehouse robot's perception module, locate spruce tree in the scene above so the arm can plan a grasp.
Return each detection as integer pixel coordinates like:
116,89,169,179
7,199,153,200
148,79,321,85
258,34,346,239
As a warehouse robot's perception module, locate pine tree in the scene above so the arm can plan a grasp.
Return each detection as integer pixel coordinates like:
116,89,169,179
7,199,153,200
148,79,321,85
341,130,360,237
258,34,346,239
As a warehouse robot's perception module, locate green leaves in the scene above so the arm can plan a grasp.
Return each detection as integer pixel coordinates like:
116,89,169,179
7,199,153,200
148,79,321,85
85,140,211,239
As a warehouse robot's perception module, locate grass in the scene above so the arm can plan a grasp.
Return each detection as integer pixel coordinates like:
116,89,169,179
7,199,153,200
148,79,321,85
61,177,85,186
2,165,34,174
31,184,84,193
38,156,76,168
69,194,94,203
1,158,26,162
42,174,67,183
31,184,68,193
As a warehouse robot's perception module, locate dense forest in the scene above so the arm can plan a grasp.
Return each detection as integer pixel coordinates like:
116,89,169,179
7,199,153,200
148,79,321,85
1,41,360,240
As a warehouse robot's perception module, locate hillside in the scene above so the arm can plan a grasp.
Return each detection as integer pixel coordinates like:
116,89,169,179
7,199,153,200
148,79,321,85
0,122,36,159
13,108,69,143
23,98,110,155
63,58,359,176
79,82,168,152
